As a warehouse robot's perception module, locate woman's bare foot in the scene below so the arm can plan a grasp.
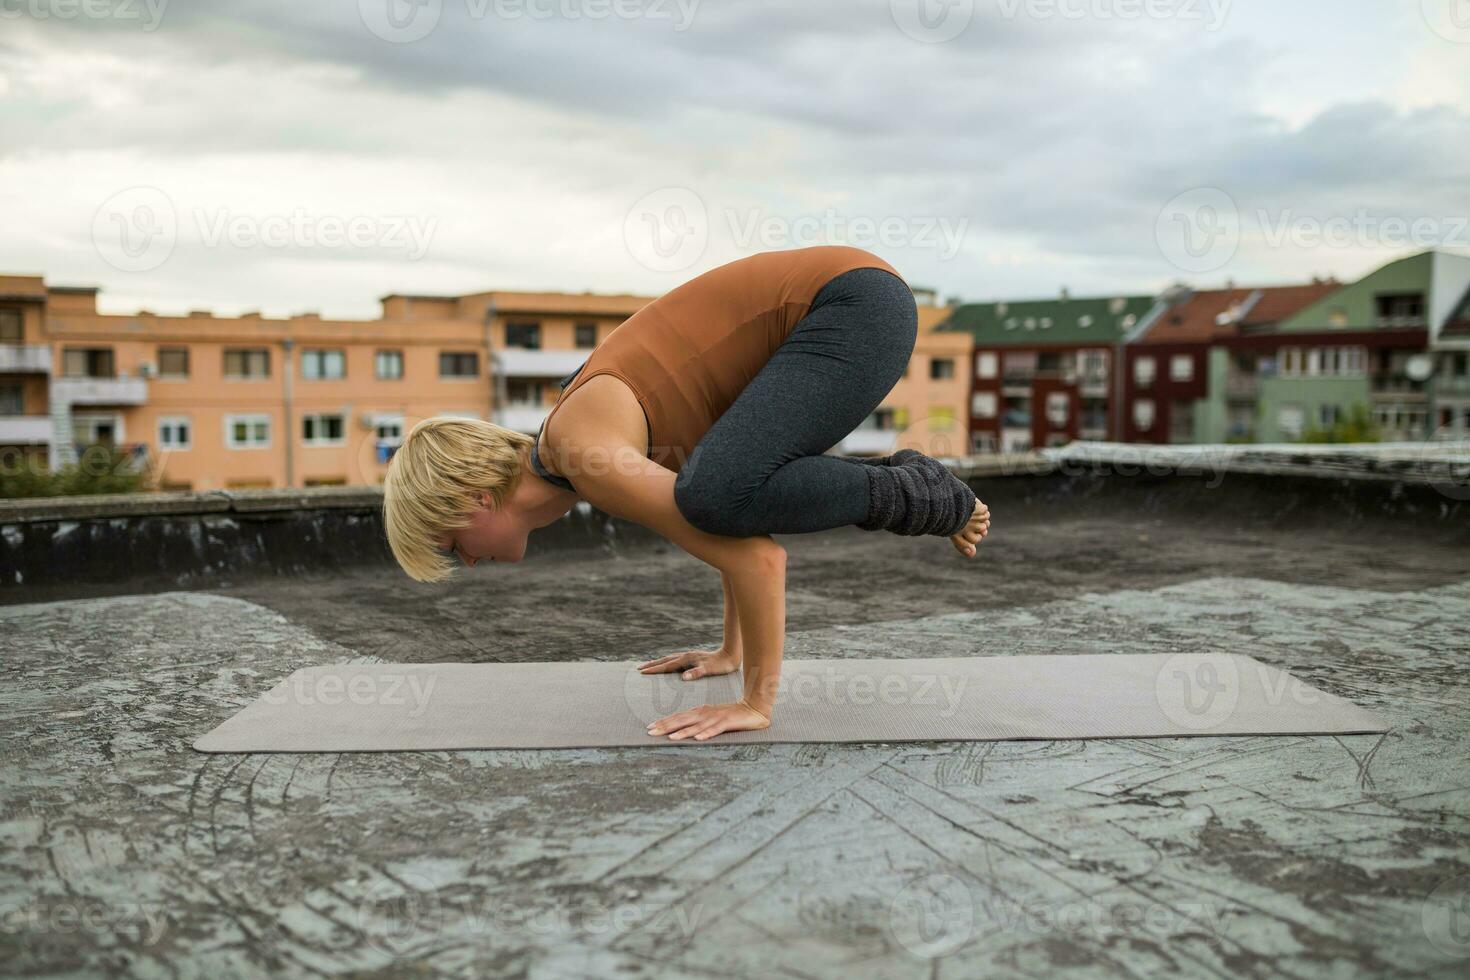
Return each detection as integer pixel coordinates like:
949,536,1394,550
951,497,990,558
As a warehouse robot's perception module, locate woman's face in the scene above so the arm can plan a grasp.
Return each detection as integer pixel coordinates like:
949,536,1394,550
435,492,529,566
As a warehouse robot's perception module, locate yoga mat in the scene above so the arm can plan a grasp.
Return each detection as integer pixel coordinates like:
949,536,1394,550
193,654,1389,752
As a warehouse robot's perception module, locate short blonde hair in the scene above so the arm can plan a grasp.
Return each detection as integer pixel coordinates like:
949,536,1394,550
383,416,535,583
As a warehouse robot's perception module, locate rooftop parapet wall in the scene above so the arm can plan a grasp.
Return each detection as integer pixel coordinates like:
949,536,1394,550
3,445,1467,603
0,485,662,600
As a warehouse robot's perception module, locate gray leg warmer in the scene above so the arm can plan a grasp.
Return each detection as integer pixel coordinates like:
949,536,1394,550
846,449,978,538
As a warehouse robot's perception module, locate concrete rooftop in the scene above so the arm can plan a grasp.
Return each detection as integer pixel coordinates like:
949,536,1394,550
3,474,1469,978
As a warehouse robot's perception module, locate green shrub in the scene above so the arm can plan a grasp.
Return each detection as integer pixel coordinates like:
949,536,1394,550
0,445,154,499
1297,404,1381,444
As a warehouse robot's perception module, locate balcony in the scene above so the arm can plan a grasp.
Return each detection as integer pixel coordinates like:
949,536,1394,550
1224,373,1259,398
493,349,589,379
53,376,148,405
494,404,551,434
835,428,898,456
1078,374,1109,396
0,415,50,443
0,344,52,373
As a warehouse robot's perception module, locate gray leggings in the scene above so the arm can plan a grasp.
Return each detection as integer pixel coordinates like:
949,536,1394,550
672,267,920,537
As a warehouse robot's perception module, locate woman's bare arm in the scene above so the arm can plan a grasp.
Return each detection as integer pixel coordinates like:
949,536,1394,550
566,438,784,738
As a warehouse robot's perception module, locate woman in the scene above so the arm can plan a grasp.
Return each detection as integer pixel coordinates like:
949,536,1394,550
383,245,991,742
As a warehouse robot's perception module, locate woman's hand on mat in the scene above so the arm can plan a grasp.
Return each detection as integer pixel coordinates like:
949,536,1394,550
951,498,991,558
637,647,741,680
646,700,771,741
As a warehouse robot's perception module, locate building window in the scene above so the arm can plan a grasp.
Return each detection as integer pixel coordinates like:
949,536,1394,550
1376,293,1425,326
63,348,115,378
0,382,23,415
930,358,955,380
72,414,119,446
305,476,348,487
506,321,541,349
1170,354,1194,382
223,348,270,379
1328,308,1349,328
439,351,479,378
1319,404,1341,428
972,392,997,418
158,416,191,450
930,406,956,432
158,347,189,378
1133,399,1155,430
301,413,345,445
575,323,597,349
374,414,405,464
225,413,271,448
375,349,404,380
0,308,22,343
1134,356,1156,387
1046,392,1069,426
506,379,544,404
1080,350,1108,380
976,352,997,379
302,348,346,380
1278,405,1305,439
971,432,997,454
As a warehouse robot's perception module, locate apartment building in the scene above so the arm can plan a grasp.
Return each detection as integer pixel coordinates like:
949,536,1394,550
938,292,1157,452
0,272,959,492
1119,282,1341,443
1116,251,1470,444
839,289,973,458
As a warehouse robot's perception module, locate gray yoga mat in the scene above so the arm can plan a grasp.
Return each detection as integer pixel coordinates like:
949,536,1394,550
193,654,1389,752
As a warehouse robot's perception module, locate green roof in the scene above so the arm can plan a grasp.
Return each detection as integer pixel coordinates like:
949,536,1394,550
936,294,1157,346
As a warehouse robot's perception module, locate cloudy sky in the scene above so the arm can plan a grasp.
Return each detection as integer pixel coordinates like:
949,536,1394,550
2,0,1467,318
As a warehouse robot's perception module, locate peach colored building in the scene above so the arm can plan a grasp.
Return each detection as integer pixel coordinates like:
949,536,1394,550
0,274,970,492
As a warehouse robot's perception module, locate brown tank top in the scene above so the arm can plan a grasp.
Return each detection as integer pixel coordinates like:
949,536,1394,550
534,245,905,478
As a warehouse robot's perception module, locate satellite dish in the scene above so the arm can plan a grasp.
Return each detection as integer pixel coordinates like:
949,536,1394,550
1406,354,1434,382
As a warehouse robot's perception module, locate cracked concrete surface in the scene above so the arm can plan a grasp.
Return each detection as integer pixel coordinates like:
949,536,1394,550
2,503,1469,978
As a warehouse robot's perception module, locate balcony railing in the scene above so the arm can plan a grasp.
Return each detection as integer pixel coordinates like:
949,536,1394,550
0,344,52,373
1376,316,1426,329
493,349,589,379
52,376,149,405
494,403,552,434
0,415,51,443
836,428,898,456
1224,373,1259,398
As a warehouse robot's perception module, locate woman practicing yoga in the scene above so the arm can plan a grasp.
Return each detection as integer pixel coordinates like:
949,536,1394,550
383,245,991,742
